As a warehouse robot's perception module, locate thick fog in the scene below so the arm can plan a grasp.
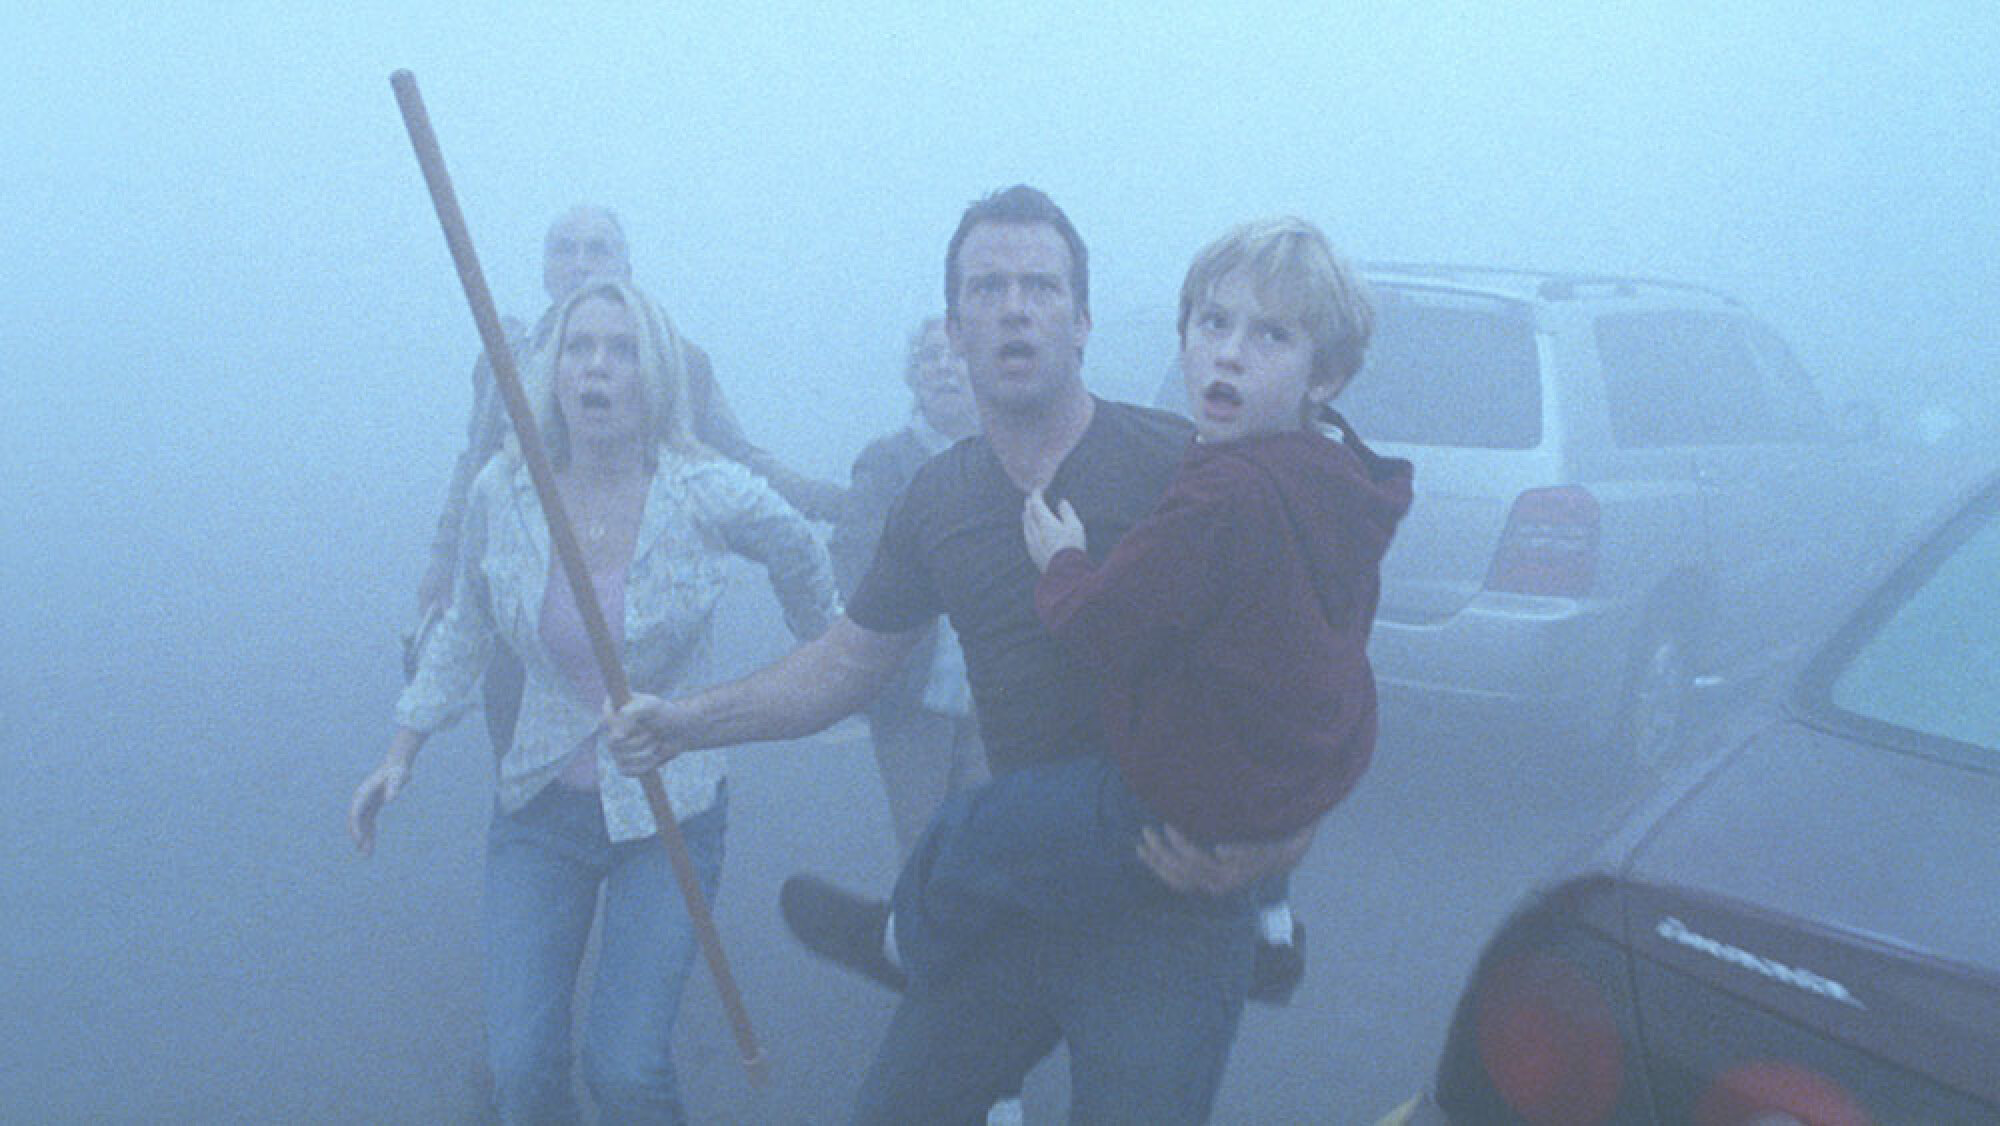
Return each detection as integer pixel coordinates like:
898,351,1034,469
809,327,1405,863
4,5,1996,1122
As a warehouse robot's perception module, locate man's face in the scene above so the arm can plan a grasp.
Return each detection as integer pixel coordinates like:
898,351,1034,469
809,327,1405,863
543,212,630,303
1181,267,1321,444
947,221,1090,416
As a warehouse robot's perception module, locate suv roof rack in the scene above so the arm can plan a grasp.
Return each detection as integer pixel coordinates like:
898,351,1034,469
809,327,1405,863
1361,261,1741,306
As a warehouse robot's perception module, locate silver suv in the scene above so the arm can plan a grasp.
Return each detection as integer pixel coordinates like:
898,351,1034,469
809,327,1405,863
1129,264,1890,769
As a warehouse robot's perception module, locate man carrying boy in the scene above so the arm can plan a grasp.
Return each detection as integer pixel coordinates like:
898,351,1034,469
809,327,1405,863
608,186,1305,1122
883,217,1413,1005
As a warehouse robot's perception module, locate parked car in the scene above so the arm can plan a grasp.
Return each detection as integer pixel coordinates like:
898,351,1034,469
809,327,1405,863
1383,467,2000,1124
1137,265,1893,768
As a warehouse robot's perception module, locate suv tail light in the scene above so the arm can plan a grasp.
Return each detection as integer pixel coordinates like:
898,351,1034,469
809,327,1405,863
1487,486,1600,596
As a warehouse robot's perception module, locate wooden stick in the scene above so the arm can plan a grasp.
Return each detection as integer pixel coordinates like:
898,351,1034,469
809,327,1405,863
389,69,767,1084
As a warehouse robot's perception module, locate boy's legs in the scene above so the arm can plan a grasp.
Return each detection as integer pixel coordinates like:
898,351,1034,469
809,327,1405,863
889,753,1152,985
1250,869,1305,1002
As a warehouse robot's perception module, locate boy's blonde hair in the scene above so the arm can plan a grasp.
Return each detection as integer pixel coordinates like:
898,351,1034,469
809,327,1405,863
518,280,704,467
1177,217,1375,394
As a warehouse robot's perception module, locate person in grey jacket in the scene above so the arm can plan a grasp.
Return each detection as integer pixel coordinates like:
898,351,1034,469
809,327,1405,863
828,316,987,855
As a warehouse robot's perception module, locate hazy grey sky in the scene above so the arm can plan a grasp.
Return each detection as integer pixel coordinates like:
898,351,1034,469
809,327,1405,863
8,6,1996,454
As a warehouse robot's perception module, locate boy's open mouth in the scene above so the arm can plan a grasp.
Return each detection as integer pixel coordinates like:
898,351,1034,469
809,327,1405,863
1203,382,1242,407
580,390,612,410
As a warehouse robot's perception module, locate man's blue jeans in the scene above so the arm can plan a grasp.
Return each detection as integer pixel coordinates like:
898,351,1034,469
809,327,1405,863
869,755,1256,1123
855,895,1254,1124
481,783,726,1125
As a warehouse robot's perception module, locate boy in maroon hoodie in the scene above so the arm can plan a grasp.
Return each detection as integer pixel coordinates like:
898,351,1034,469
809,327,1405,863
884,217,1413,999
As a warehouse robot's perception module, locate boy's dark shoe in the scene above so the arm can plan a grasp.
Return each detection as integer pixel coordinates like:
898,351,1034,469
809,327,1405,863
1249,920,1306,1004
779,874,907,992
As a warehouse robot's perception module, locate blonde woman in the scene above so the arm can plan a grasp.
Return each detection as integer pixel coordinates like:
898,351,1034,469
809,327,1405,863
351,280,835,1124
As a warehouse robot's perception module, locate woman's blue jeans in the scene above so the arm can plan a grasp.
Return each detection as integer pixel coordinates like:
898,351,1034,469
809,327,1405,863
481,782,726,1125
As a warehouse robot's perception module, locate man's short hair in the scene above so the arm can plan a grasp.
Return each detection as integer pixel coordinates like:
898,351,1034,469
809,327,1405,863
1178,217,1374,391
944,185,1089,323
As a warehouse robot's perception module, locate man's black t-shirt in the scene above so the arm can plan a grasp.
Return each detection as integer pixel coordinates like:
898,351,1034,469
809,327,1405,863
847,397,1192,774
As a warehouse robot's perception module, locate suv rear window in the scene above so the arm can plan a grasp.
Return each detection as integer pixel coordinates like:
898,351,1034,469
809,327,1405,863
1596,312,1781,447
1342,289,1541,449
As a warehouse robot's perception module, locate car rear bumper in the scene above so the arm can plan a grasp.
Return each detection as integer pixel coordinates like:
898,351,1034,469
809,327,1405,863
1370,592,1631,728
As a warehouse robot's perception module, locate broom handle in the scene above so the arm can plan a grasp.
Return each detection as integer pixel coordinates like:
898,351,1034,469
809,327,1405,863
389,69,766,1084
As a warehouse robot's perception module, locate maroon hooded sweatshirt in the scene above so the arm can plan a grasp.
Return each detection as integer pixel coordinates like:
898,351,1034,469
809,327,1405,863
1035,415,1413,842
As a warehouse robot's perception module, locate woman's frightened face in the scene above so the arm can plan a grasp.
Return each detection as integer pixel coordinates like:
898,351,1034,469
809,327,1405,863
556,295,647,444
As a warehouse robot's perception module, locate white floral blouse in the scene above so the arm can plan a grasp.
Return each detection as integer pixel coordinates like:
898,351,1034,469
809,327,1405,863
397,449,837,841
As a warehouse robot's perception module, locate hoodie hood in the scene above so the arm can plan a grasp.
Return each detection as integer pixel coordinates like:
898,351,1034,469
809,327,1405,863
1197,412,1414,634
